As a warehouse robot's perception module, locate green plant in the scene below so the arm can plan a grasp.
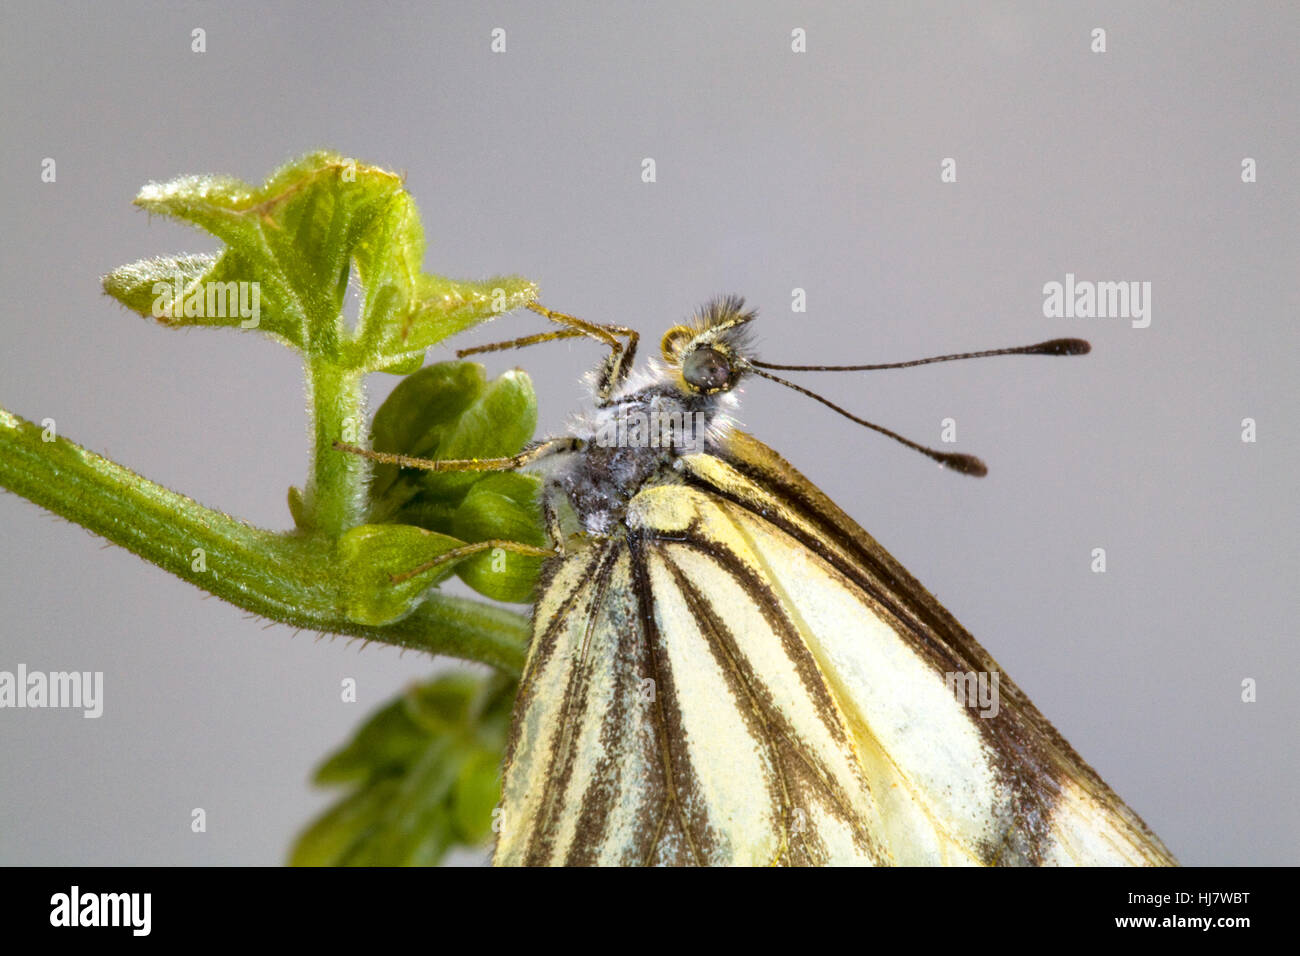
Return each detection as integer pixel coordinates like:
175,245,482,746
0,151,544,864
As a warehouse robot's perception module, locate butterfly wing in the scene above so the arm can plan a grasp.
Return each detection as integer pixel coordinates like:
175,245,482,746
677,429,1177,865
495,515,888,865
494,430,1176,866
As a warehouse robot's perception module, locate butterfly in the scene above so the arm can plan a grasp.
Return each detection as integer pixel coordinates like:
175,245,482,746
340,297,1176,866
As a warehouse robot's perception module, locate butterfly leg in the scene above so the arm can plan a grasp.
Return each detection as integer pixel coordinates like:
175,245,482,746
540,494,565,549
532,304,640,404
458,302,640,403
332,435,584,473
456,328,591,356
389,538,559,584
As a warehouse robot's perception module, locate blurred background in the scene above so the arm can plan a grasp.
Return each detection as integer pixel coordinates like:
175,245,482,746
0,1,1296,864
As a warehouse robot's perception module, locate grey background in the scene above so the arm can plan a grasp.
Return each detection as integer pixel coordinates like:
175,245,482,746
1,2,1296,866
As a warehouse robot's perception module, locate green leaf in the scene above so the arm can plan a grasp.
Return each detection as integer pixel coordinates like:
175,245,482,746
337,524,468,626
291,673,515,867
99,151,541,536
407,367,538,502
314,692,434,786
450,474,545,603
452,473,545,545
382,499,458,535
451,749,505,844
378,353,425,376
367,361,488,509
100,253,217,323
289,780,402,867
103,151,536,370
344,738,461,865
455,551,543,605
368,361,539,529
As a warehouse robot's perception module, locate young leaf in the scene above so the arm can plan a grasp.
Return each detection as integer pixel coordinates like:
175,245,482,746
291,673,515,867
100,151,540,537
336,524,468,627
367,362,539,523
366,361,489,511
450,474,546,603
407,368,538,502
103,151,537,370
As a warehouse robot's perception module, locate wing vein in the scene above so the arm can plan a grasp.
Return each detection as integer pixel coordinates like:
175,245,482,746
629,534,706,866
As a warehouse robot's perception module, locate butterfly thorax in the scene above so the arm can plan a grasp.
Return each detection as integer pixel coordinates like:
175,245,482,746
531,374,739,538
525,298,756,540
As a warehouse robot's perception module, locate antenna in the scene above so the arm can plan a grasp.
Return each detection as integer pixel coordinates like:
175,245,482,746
744,336,1090,477
749,338,1089,372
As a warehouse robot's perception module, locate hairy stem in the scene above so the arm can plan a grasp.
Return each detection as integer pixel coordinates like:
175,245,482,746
305,358,368,535
0,407,527,675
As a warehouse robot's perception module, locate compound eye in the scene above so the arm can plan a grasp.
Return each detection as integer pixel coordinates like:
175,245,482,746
681,346,733,392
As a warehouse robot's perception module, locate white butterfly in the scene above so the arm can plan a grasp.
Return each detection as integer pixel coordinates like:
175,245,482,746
347,297,1176,866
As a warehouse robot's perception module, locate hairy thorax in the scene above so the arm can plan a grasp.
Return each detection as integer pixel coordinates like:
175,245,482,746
530,378,738,538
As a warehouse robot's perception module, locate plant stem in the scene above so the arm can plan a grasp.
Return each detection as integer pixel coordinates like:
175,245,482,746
305,358,368,536
0,407,527,675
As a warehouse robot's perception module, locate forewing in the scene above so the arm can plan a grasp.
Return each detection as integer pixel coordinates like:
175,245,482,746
673,430,1176,866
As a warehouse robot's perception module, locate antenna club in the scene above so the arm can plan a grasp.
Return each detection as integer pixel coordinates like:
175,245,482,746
940,453,988,477
1036,338,1091,356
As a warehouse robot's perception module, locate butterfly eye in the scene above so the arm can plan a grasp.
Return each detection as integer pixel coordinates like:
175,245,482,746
682,346,733,392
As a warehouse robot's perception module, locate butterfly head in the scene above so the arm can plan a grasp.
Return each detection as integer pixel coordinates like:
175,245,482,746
660,295,758,396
